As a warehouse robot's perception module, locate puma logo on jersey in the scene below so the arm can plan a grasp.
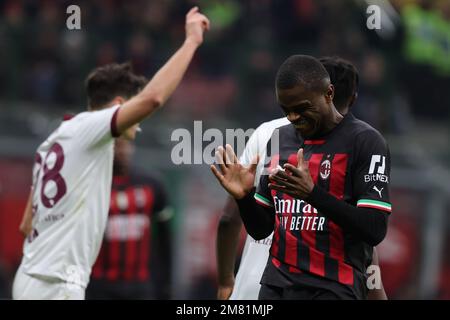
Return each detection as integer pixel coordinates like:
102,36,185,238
373,186,383,198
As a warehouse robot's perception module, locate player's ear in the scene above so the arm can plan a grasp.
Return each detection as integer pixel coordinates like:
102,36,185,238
112,96,126,106
325,84,334,103
348,92,358,107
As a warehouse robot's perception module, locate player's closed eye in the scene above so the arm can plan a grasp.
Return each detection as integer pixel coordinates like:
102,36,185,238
281,106,310,117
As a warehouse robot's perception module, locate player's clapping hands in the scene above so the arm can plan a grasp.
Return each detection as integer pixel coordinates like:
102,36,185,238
269,148,315,199
211,145,259,200
185,6,210,47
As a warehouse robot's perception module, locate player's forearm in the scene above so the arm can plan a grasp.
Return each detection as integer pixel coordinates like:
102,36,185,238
306,186,388,246
116,40,199,132
235,191,274,240
142,40,198,108
216,197,243,285
19,190,33,237
367,248,388,300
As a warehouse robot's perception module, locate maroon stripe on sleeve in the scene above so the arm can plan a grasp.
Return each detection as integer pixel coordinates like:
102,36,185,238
106,190,121,281
110,106,121,138
329,154,353,285
137,186,154,281
124,187,138,281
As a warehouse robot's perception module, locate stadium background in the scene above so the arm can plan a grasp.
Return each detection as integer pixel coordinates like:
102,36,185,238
0,0,449,299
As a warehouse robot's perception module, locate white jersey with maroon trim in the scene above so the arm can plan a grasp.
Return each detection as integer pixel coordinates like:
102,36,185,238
20,105,121,289
230,117,289,300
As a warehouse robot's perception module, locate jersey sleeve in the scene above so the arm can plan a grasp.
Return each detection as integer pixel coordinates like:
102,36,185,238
240,123,271,207
239,123,268,188
254,174,273,208
352,130,392,214
152,180,173,222
238,125,260,167
254,133,276,209
138,174,172,222
153,182,168,213
77,104,121,148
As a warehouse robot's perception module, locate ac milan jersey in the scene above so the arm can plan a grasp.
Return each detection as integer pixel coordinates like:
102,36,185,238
254,113,391,299
91,173,168,282
21,105,121,288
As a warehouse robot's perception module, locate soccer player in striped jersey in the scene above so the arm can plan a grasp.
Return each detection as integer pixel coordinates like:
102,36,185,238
216,57,387,300
212,55,391,300
86,138,173,299
13,7,209,300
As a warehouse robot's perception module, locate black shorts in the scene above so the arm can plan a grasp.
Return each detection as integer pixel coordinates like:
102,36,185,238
260,260,364,299
258,283,348,300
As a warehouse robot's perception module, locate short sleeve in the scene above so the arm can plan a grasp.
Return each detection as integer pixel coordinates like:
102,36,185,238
238,127,259,167
352,130,392,213
242,120,285,208
154,183,173,222
152,179,169,214
239,123,268,187
135,174,172,222
77,104,121,148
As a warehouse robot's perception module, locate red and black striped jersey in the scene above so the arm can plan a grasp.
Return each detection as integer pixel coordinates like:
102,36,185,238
255,113,391,299
91,173,168,282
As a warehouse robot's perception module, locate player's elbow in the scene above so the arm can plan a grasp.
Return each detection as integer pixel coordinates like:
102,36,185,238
366,231,386,247
138,91,163,112
365,214,388,246
19,224,31,238
218,215,241,230
249,231,271,241
246,226,272,241
146,90,164,109
149,95,163,109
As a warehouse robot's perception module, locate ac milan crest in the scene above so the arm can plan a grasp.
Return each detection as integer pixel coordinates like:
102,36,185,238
320,159,331,180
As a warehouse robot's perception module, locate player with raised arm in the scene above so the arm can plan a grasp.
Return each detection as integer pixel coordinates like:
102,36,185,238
13,7,209,300
216,57,387,300
212,55,391,300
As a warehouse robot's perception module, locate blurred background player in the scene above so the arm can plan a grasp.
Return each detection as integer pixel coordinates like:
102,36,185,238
13,7,210,300
217,58,386,299
216,56,387,300
86,138,173,300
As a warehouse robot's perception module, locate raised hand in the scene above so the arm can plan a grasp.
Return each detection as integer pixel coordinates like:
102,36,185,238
185,6,210,47
268,148,314,199
210,144,259,199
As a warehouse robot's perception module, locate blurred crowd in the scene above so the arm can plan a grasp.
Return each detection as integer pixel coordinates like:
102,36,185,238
0,0,449,131
0,0,450,299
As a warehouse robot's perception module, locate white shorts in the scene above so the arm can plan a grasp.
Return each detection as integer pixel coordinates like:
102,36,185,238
12,265,85,300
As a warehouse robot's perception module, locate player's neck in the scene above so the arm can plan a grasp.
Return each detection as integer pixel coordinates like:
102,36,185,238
113,163,129,176
319,109,344,136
